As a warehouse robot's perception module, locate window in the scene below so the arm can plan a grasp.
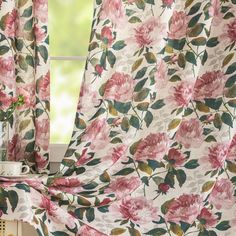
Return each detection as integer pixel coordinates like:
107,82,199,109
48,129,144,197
49,0,93,145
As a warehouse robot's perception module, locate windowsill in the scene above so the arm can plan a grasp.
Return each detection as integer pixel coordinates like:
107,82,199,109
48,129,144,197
49,143,67,163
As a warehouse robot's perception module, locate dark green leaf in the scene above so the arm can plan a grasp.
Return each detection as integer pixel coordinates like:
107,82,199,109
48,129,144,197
184,159,199,169
114,168,135,176
112,40,126,50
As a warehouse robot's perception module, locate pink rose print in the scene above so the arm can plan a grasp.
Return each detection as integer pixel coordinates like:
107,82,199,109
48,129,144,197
167,148,186,167
49,177,82,194
168,11,189,39
105,176,141,199
155,59,169,89
197,208,218,229
99,0,124,25
3,9,18,37
38,72,50,100
7,134,25,161
16,83,36,109
95,64,104,76
158,183,170,194
35,152,48,170
0,90,12,110
37,196,75,228
162,0,174,7
34,25,47,43
0,56,15,89
208,178,235,210
175,118,203,149
134,133,170,161
103,144,127,164
209,0,223,26
35,0,48,23
79,225,106,236
103,72,134,102
193,71,227,101
134,17,166,48
76,148,92,166
227,134,236,161
165,194,204,224
35,119,49,151
110,196,159,224
81,118,110,150
204,142,229,169
167,81,194,108
101,26,114,46
225,19,236,43
78,84,100,114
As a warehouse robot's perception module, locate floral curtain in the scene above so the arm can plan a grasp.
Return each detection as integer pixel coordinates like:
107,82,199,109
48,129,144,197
0,0,50,173
1,0,236,235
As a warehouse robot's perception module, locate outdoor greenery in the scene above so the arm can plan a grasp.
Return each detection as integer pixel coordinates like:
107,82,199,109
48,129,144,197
49,0,93,143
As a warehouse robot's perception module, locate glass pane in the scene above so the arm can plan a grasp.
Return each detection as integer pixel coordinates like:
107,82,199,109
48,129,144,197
49,0,93,56
50,60,85,144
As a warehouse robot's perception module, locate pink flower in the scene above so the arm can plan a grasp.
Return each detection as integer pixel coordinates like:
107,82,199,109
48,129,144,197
209,0,223,26
7,134,25,161
205,142,229,169
162,0,174,7
227,134,236,161
40,196,58,216
197,208,218,229
134,133,170,161
105,176,141,199
77,84,100,114
101,26,114,46
16,83,35,109
38,72,50,100
3,9,18,37
38,196,75,228
158,183,170,194
35,0,48,23
103,144,127,164
35,152,48,170
49,177,83,195
110,196,159,224
175,118,203,149
79,225,106,236
76,148,92,166
0,90,12,110
134,17,166,48
167,81,194,107
34,25,46,43
95,64,103,76
193,71,226,101
168,11,189,39
155,59,168,89
167,148,186,167
225,19,236,42
165,194,204,224
99,0,124,25
0,57,15,89
103,72,134,102
208,178,235,210
81,118,110,150
35,119,49,151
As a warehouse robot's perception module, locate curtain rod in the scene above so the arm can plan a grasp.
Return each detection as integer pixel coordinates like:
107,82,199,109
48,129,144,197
50,56,87,61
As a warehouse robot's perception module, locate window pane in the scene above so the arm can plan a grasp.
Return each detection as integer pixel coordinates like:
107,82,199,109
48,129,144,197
49,0,93,56
50,60,85,144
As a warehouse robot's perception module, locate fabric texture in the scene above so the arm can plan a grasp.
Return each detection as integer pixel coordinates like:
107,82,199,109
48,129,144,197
1,0,236,235
0,0,50,173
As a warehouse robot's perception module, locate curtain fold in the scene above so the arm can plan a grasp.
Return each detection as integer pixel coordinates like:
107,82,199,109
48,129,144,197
0,0,50,173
